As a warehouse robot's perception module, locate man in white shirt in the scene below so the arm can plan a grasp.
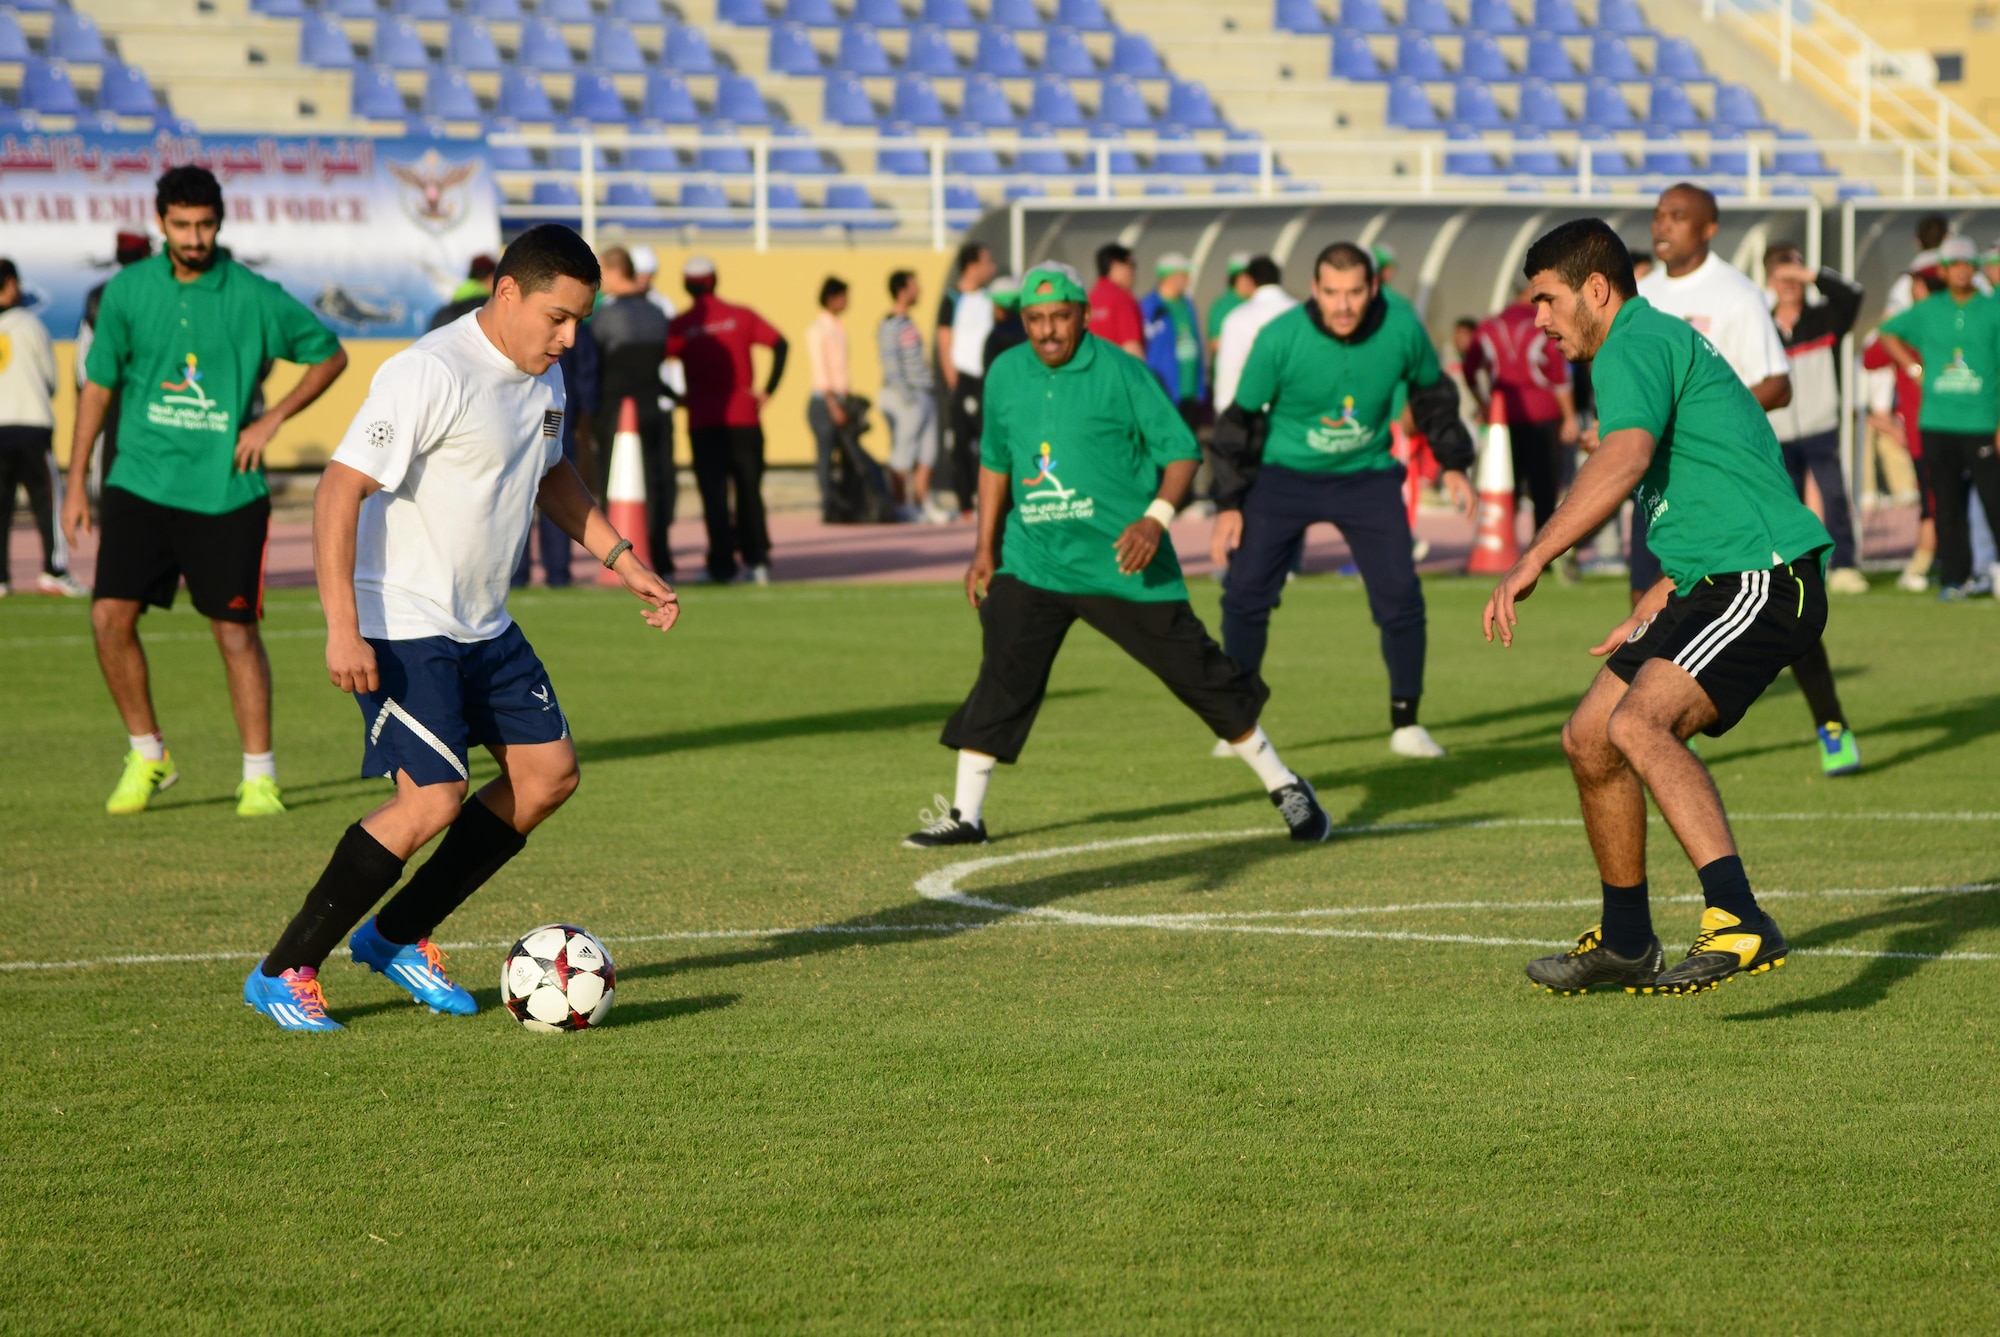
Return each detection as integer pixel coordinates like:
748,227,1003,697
244,225,678,1033
0,258,81,595
937,240,997,518
1212,256,1297,415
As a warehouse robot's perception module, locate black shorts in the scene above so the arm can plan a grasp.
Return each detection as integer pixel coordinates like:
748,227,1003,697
93,486,270,623
1606,553,1828,737
942,574,1268,763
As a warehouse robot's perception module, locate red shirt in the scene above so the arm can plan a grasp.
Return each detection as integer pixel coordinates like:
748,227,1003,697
1464,302,1570,425
665,294,782,429
1087,278,1145,351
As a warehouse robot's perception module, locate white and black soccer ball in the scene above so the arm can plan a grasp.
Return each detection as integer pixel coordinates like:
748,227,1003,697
502,924,615,1032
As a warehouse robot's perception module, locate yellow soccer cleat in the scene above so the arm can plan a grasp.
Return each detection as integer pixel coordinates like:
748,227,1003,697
106,749,178,815
1650,906,1789,995
235,775,287,817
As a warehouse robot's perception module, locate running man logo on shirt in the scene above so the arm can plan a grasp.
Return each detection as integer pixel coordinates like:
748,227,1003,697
1017,441,1092,522
1306,396,1372,455
1934,348,1984,396
147,353,229,434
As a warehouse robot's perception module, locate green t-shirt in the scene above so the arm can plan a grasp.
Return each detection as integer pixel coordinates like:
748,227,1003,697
1593,297,1831,593
1879,289,2000,435
1207,288,1245,344
1231,299,1439,476
85,254,342,514
980,334,1200,602
1165,295,1201,399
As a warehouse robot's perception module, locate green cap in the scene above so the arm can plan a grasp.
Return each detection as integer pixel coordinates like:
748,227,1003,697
1224,251,1251,276
990,272,1023,310
1156,251,1191,276
1019,262,1088,307
1371,242,1397,270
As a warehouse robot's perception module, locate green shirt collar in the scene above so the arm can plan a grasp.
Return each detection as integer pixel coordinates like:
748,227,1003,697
145,251,231,291
1037,332,1102,376
1607,294,1650,339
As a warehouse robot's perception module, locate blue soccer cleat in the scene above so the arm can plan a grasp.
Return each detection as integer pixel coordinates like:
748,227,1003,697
1817,723,1861,777
244,961,344,1032
349,917,478,1015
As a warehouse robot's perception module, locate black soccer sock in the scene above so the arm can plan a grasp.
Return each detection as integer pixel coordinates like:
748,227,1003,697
264,824,407,976
1390,696,1420,730
1599,880,1653,957
1696,854,1761,924
1790,641,1847,730
374,796,527,945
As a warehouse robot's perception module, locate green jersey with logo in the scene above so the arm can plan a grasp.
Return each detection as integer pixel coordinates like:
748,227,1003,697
1879,289,2000,435
84,254,341,514
1206,288,1244,343
1593,297,1831,593
1231,298,1438,475
980,333,1200,602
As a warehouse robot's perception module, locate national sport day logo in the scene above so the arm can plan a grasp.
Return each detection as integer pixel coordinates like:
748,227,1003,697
387,149,481,235
1935,348,1984,396
1017,441,1093,524
1306,395,1371,454
147,353,230,434
1020,442,1075,501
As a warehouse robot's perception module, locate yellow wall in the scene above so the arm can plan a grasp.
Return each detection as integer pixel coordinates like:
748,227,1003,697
52,245,955,472
1823,0,2000,132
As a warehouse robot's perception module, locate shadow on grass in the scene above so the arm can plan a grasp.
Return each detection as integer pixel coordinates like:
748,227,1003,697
1286,692,1580,752
1725,883,2000,1021
1698,692,2000,774
330,987,741,1028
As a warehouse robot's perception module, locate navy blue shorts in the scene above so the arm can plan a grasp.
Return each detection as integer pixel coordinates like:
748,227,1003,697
355,625,569,787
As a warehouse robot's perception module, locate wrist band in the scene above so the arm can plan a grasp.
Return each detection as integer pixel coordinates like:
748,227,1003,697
602,538,632,570
1144,499,1177,527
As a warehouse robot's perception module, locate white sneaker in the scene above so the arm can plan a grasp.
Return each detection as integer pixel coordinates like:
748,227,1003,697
1389,724,1447,759
1411,537,1431,562
1990,564,2000,600
1896,565,1930,593
1826,567,1870,596
36,571,89,597
0,581,9,598
743,564,770,586
1210,737,1234,759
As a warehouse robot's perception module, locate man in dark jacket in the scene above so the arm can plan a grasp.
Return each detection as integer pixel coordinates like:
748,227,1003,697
1764,244,1866,592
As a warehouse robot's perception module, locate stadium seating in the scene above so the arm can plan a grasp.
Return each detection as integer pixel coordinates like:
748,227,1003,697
98,63,160,117
49,10,107,64
447,20,503,73
0,13,29,63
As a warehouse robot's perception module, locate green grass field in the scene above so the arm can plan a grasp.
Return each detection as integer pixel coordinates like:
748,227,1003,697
3,574,1998,1334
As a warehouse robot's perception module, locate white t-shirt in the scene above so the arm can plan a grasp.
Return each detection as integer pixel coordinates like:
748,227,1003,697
1636,251,1789,389
1215,284,1299,411
331,312,566,643
950,288,995,377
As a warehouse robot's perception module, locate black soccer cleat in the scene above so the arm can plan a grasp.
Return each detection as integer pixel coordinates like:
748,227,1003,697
1270,777,1332,843
902,795,989,850
1525,925,1664,995
1648,907,1788,996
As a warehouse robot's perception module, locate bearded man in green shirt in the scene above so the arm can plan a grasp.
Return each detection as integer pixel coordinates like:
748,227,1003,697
61,166,348,818
903,263,1329,849
1483,219,1834,998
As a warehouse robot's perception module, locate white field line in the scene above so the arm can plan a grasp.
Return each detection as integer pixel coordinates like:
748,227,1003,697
0,627,326,648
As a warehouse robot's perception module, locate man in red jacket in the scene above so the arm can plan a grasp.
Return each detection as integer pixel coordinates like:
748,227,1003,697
1087,243,1145,358
1463,285,1580,532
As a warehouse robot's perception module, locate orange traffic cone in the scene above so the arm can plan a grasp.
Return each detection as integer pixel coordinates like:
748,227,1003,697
1464,395,1519,576
597,397,650,586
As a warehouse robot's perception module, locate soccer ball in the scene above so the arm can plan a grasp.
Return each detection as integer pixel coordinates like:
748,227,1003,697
502,924,615,1031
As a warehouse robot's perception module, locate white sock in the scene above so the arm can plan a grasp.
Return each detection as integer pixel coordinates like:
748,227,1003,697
1228,727,1297,793
242,751,277,783
129,732,166,762
954,750,995,825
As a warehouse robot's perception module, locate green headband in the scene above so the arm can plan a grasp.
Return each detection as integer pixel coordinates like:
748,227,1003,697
1019,266,1088,307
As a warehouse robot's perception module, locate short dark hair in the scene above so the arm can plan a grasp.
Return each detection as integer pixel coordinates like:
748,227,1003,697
495,224,601,295
888,268,916,299
1763,241,1804,269
954,240,989,273
1313,241,1374,285
1454,316,1478,331
1523,218,1638,299
156,166,223,219
1662,181,1719,225
1095,242,1133,277
0,258,17,291
1245,256,1282,287
1917,214,1950,250
819,276,848,308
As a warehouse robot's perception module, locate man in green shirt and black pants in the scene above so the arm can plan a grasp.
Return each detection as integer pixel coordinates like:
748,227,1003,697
903,263,1329,849
62,166,348,818
1484,219,1834,997
1209,242,1476,759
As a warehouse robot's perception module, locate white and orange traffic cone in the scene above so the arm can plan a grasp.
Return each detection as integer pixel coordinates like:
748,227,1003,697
1464,394,1519,576
597,396,651,586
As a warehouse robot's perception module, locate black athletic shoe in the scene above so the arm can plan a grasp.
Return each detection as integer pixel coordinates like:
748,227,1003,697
1649,907,1788,995
1270,777,1331,842
1525,925,1664,995
902,795,988,850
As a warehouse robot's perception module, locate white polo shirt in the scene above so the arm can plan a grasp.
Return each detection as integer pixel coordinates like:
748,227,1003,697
331,312,565,643
1637,251,1789,390
1215,284,1300,410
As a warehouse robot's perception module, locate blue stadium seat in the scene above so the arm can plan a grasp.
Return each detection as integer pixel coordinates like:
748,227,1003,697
679,181,746,227
3,0,59,11
300,16,356,68
717,0,772,23
760,181,814,229
1524,31,1575,79
824,181,895,230
975,25,1028,76
1403,0,1456,35
1111,33,1165,77
540,0,595,22
1707,126,1748,175
499,69,556,120
1714,82,1768,130
0,11,27,59
99,63,160,117
697,123,754,172
571,72,628,121
1583,77,1635,128
1590,33,1638,78
1836,181,1878,200
1083,125,1141,176
610,0,666,22
875,122,930,173
768,22,821,73
645,71,701,122
486,125,535,169
623,139,682,170
1597,0,1647,35
1462,32,1514,80
1532,0,1584,35
947,124,1004,173
530,181,582,227
1516,77,1570,127
1275,0,1330,33
1042,27,1097,76
372,18,431,71
1396,32,1446,79
1648,77,1699,129
1031,73,1086,127
1579,126,1637,176
253,0,310,16
518,20,575,71
606,180,659,213
1151,127,1211,174
771,122,836,172
399,0,452,20
1509,126,1567,174
547,139,608,170
1446,124,1501,175
664,23,721,71
893,72,948,126
1057,0,1113,32
1098,75,1152,128
1642,129,1694,175
447,19,503,71
905,24,961,74
1016,122,1079,174
716,73,774,124
990,0,1042,26
822,74,878,124
839,24,893,74
50,11,109,64
1386,76,1439,128
1332,32,1387,81
1338,0,1393,34
426,68,485,118
1655,37,1706,81
854,0,911,27
1167,79,1222,129
1468,0,1521,33
351,66,408,119
325,0,379,19
1006,182,1047,199
470,0,524,18
1220,127,1263,175
1452,77,1503,129
922,0,977,28
593,20,646,73
783,0,839,23
1774,129,1834,176
962,72,1016,126
944,183,983,214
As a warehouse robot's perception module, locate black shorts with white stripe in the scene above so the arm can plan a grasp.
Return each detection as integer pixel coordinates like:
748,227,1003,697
1606,550,1830,737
